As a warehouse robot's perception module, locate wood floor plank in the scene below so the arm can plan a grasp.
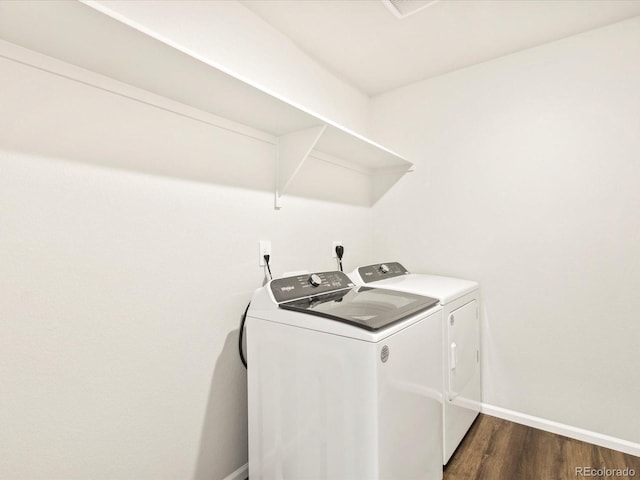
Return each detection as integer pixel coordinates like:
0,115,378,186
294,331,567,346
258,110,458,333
445,414,640,480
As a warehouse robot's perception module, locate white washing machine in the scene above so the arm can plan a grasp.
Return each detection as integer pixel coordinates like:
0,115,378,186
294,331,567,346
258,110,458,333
246,270,443,480
349,262,481,465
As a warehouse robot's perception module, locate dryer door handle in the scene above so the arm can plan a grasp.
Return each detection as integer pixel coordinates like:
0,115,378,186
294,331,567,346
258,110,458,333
450,342,457,371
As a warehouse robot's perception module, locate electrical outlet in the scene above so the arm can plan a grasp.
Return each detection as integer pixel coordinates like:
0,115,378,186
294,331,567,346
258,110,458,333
259,240,271,266
332,240,342,258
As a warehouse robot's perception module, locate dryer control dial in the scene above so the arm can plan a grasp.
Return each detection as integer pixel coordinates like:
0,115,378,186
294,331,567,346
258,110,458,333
308,274,322,287
379,264,390,274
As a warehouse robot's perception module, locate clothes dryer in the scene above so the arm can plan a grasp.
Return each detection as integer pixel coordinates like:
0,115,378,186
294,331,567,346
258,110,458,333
349,262,481,464
246,270,443,479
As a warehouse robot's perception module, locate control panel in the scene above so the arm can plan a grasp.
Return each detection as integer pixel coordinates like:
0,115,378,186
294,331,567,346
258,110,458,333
357,262,409,283
270,271,354,303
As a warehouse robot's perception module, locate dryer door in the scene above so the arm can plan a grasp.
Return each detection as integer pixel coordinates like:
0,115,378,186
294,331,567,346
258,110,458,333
447,300,479,401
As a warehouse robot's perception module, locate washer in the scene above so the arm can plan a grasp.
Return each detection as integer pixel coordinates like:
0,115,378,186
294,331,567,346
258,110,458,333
246,270,443,480
349,262,481,465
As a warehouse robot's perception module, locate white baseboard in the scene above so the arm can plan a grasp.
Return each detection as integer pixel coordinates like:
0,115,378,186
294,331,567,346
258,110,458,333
222,463,248,480
481,403,640,457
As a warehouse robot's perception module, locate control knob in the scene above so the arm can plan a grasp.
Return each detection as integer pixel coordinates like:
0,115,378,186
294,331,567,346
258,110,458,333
308,274,322,287
379,264,390,274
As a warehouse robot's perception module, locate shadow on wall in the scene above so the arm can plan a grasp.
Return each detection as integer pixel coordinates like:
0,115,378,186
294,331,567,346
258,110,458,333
194,328,248,480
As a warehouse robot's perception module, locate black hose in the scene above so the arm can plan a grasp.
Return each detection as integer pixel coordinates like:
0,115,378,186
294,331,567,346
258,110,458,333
239,302,250,368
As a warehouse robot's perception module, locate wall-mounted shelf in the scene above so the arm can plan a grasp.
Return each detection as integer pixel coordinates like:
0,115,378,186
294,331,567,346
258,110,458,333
0,0,412,207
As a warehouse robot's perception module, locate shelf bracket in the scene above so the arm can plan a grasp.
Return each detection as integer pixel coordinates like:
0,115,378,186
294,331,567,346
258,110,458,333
275,124,326,208
371,164,414,205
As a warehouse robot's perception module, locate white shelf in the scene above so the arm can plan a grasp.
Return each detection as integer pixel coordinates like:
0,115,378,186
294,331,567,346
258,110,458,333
0,0,412,207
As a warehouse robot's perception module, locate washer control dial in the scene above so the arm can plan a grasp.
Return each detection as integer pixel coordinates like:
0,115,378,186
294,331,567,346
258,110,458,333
308,274,322,287
379,264,390,274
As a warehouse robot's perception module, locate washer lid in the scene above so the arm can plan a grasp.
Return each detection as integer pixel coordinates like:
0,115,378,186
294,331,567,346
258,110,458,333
279,286,438,331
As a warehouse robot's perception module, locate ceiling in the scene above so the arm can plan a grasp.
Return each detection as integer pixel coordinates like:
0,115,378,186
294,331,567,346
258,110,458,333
241,0,640,96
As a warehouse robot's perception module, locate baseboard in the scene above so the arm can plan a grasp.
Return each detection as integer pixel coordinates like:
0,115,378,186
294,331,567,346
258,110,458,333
222,463,248,480
481,403,640,457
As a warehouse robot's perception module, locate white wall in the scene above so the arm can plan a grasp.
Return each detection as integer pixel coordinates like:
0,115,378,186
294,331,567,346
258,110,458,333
0,58,373,479
370,17,640,445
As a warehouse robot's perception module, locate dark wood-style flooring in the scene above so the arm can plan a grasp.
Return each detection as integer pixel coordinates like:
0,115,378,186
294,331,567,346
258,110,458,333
445,414,640,480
